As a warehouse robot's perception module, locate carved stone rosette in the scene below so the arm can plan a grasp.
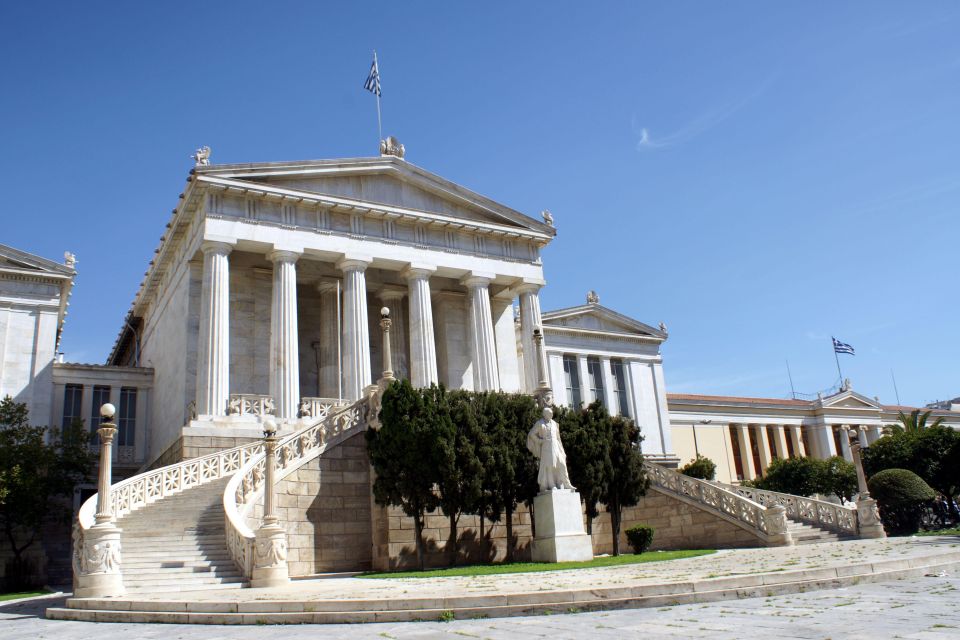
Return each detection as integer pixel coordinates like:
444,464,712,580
251,524,289,588
73,523,125,597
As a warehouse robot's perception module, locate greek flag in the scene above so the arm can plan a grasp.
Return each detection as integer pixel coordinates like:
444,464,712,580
832,337,855,355
364,56,380,97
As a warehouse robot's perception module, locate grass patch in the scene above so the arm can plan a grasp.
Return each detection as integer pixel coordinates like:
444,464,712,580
918,527,960,537
360,550,715,579
0,589,49,602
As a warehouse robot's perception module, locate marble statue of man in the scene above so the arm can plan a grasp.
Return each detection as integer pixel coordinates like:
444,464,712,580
526,407,575,493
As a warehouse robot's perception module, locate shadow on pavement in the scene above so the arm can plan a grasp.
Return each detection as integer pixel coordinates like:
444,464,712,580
0,593,70,620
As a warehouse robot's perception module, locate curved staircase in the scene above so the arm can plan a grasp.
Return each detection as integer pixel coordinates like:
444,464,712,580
117,477,245,593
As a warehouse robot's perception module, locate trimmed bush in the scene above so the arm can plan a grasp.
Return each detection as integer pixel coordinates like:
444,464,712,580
867,468,936,536
750,456,857,501
625,525,655,554
679,455,717,481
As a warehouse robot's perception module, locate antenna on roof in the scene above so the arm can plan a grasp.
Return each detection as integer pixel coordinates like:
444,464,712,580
785,359,796,400
890,369,902,406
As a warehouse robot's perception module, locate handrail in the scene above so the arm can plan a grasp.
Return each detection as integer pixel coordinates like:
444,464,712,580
720,483,860,537
643,461,792,544
223,388,376,577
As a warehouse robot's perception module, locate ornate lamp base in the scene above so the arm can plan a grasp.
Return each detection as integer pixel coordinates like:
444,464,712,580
251,523,290,588
73,524,125,598
856,497,887,539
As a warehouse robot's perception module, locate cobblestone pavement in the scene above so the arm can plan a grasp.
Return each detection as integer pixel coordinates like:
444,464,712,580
4,571,960,639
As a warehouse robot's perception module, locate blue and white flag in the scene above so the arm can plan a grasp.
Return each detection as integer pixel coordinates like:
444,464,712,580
832,337,855,355
364,56,381,97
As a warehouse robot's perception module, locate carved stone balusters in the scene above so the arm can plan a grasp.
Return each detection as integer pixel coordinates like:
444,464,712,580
74,403,125,597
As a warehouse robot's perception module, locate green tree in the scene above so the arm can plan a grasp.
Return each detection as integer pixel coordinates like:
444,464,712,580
862,426,960,518
747,456,856,501
884,409,945,434
679,455,717,481
0,396,94,589
867,468,936,536
366,380,439,570
558,403,611,535
601,411,648,556
434,388,484,565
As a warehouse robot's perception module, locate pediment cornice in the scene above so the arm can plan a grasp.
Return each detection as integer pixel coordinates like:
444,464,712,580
542,303,668,342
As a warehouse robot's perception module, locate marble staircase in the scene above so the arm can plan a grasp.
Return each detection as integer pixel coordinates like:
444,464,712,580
786,518,855,545
116,477,245,593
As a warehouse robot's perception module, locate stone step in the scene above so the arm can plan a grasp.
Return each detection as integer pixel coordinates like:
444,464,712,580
123,553,233,562
121,559,238,570
120,581,247,594
122,573,243,585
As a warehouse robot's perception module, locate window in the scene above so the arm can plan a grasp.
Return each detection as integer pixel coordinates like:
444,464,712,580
610,359,631,417
587,357,605,408
562,355,582,409
118,387,137,447
62,384,83,430
90,385,111,444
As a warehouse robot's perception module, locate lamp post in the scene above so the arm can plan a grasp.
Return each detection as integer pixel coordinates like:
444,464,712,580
532,328,553,408
846,426,886,539
251,418,290,587
379,306,394,382
73,403,125,597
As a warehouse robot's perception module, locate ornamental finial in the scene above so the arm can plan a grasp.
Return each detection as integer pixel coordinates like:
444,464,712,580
541,210,554,226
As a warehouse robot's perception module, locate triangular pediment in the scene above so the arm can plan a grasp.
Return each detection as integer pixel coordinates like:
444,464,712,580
196,156,554,236
542,303,667,341
0,243,74,275
819,389,881,410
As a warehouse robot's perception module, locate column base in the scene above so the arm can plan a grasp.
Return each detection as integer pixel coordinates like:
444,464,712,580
251,524,290,588
530,490,593,563
857,497,887,539
73,524,125,598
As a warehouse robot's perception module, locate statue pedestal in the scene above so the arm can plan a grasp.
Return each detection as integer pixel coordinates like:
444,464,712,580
530,489,593,563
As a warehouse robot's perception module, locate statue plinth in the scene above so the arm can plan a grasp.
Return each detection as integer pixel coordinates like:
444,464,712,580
530,489,594,563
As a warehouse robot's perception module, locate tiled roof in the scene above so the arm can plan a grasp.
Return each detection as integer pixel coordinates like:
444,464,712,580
667,393,811,407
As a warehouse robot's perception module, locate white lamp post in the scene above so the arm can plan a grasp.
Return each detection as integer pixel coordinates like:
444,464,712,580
847,427,886,539
379,306,394,382
73,403,125,597
251,418,290,587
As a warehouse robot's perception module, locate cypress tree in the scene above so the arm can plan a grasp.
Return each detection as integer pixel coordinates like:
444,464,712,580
602,413,649,556
560,401,612,535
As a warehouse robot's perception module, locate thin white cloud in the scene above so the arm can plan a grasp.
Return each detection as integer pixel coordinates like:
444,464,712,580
633,76,776,151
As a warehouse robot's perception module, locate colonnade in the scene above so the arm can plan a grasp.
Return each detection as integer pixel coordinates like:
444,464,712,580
194,246,544,420
724,421,884,482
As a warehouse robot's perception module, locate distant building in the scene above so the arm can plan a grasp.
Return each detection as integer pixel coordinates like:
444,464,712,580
925,397,960,412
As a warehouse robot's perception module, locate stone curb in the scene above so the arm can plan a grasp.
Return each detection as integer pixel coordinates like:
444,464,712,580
44,551,960,624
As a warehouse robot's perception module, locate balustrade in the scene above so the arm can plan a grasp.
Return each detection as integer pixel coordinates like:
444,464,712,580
228,393,276,417
725,484,860,536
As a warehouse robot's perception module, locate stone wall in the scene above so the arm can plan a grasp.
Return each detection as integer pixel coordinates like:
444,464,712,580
254,432,373,576
143,433,260,470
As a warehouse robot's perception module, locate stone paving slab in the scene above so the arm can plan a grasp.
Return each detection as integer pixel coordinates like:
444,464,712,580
5,571,960,638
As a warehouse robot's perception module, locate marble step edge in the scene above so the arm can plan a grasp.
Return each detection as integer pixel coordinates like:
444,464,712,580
47,556,960,624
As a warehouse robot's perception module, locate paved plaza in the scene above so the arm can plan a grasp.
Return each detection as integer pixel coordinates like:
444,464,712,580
3,571,959,639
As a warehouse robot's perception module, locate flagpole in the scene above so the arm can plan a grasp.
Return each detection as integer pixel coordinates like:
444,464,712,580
373,50,383,145
832,337,844,383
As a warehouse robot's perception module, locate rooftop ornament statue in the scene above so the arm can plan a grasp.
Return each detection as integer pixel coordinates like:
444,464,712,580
526,407,575,493
379,136,405,159
541,210,554,226
192,146,212,166
586,290,599,305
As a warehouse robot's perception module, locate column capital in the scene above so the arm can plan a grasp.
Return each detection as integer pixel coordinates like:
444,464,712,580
337,255,372,273
201,240,234,256
515,279,546,295
267,249,300,264
377,284,406,302
401,263,436,280
461,272,495,288
316,278,340,294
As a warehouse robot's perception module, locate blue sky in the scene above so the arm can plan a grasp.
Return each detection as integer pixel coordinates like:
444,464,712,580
2,2,958,406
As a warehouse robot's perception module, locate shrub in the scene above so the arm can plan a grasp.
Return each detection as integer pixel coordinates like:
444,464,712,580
679,455,717,481
867,468,937,536
625,525,655,554
750,456,856,500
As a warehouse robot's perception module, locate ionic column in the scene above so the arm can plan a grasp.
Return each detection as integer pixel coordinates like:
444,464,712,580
462,273,500,391
403,265,438,388
734,424,757,481
813,424,837,458
789,425,807,457
755,425,772,474
867,425,882,445
378,285,408,381
195,241,232,417
856,425,869,448
517,282,544,393
269,250,300,420
771,425,790,460
339,257,372,400
837,424,853,461
316,281,341,399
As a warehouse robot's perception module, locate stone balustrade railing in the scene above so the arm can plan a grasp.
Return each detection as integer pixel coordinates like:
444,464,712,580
722,484,860,537
298,397,348,420
643,461,792,545
223,389,376,578
228,393,275,417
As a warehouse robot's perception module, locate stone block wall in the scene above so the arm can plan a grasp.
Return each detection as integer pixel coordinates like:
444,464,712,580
253,432,373,576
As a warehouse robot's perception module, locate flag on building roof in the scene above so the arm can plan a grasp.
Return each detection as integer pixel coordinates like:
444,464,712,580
364,55,381,97
832,337,855,355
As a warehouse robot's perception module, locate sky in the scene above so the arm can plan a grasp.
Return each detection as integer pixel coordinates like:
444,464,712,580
2,2,958,407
